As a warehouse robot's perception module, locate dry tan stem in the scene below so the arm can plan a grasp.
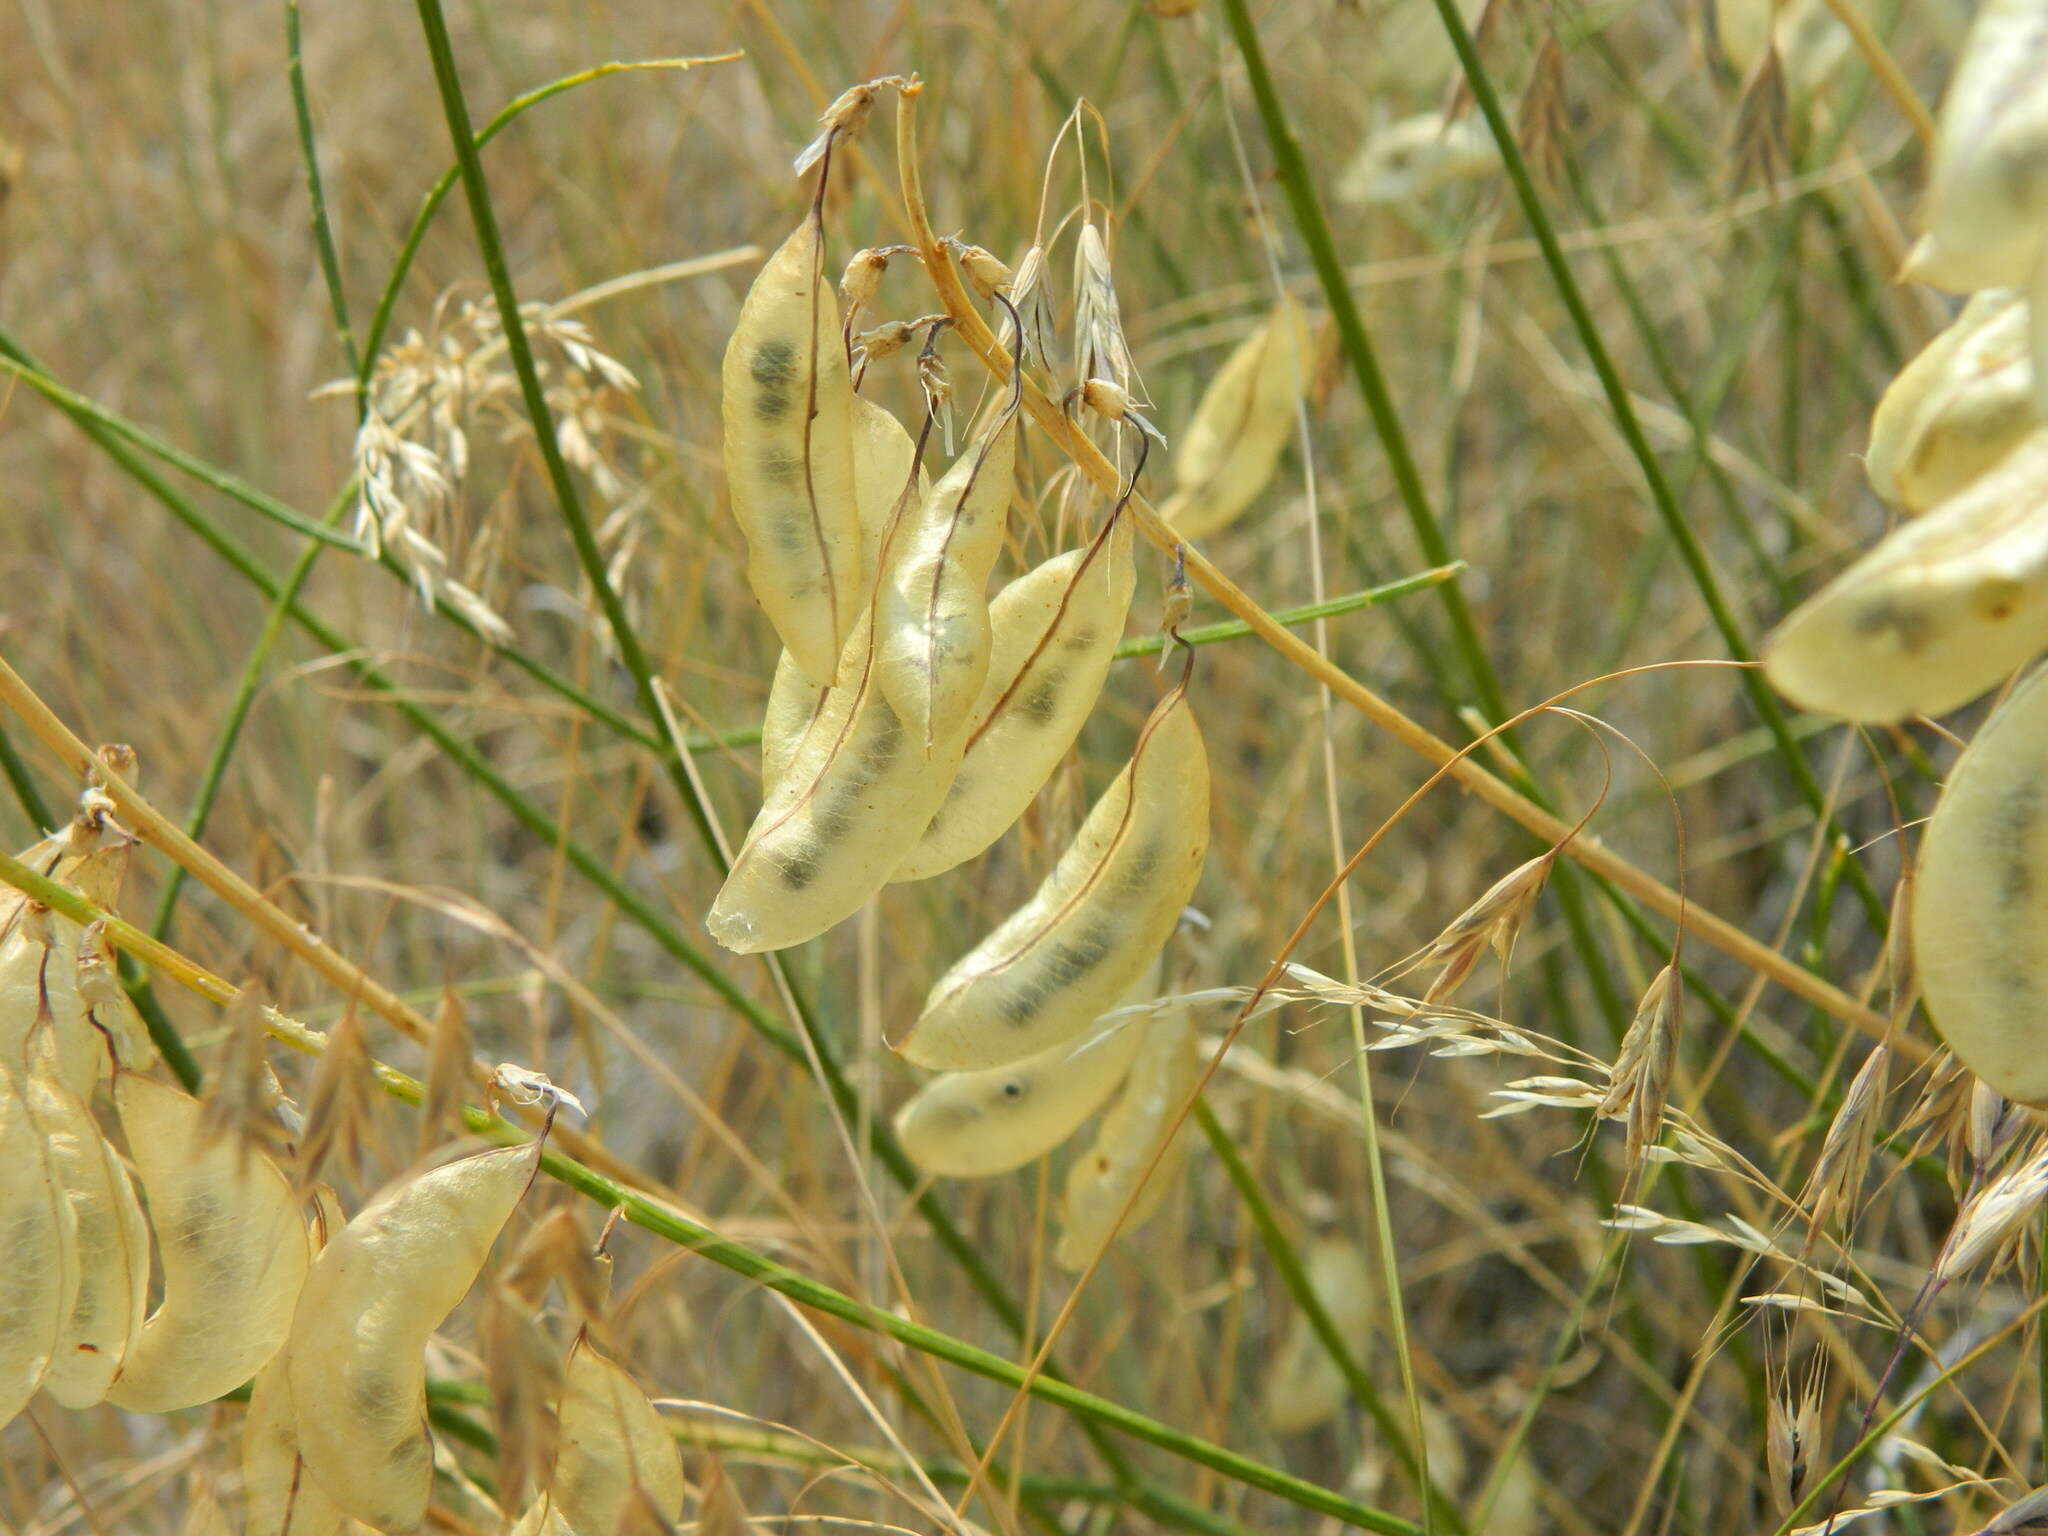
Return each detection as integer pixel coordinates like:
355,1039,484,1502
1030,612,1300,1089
891,82,1895,1049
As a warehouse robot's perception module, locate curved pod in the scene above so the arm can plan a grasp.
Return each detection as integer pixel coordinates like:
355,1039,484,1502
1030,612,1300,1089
898,683,1208,1071
1261,1240,1375,1435
0,1068,79,1423
1054,1005,1197,1270
287,1141,539,1534
1163,297,1311,540
243,1354,346,1536
1867,290,2033,516
551,1335,686,1535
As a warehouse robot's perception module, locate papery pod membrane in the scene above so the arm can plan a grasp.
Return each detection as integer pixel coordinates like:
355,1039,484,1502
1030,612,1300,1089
759,649,826,800
1163,297,1312,539
0,838,136,1097
105,1073,310,1412
0,1065,80,1423
28,1059,147,1408
1054,1004,1197,1270
243,1353,347,1536
286,1141,540,1535
1261,1239,1376,1434
895,1007,1148,1178
875,409,1019,751
898,680,1208,1071
893,520,1136,884
1336,112,1499,206
1914,664,2048,1104
709,612,967,954
505,1505,574,1536
1867,290,2035,515
551,1334,686,1536
1761,425,2048,721
721,218,864,685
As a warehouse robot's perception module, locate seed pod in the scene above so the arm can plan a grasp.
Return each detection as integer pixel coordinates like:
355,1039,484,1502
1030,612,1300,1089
286,1141,539,1535
551,1334,686,1536
893,520,1136,884
1162,297,1312,539
1261,1240,1375,1434
1761,425,2048,721
710,614,968,953
1913,664,2048,1103
722,217,864,685
104,1074,309,1413
242,1353,346,1536
1054,1004,1197,1270
759,650,826,800
897,678,1208,1070
0,1067,79,1423
27,1063,147,1409
875,406,1020,750
895,1011,1148,1178
1868,291,2036,516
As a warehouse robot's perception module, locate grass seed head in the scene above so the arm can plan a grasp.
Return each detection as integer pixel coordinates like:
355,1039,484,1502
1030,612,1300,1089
1599,962,1682,1178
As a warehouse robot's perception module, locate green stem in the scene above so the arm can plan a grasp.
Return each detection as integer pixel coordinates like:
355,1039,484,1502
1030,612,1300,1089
285,0,359,385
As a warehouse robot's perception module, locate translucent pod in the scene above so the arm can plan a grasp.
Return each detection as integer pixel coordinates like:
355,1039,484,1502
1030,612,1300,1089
1336,113,1499,207
105,1074,309,1413
1261,1239,1376,1435
1867,291,2035,515
875,406,1020,751
1054,1004,1197,1270
897,680,1209,1071
1161,298,1312,538
708,617,967,954
243,1354,346,1536
893,519,1136,884
0,839,137,1096
721,217,864,685
0,1067,79,1424
551,1334,686,1536
759,649,826,799
1761,426,2048,721
895,1011,1148,1178
286,1141,540,1535
27,1062,147,1409
1913,664,2048,1103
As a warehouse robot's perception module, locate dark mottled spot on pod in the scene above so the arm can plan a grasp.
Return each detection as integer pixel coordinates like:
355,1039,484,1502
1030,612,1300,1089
1000,1078,1026,1101
1973,576,2025,622
1017,676,1061,724
1851,596,1933,655
776,845,820,891
752,339,798,420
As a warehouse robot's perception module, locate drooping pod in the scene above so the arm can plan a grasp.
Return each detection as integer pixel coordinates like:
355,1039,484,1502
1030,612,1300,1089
1761,425,2048,721
895,1009,1148,1178
1867,291,2035,516
1161,297,1312,539
243,1353,346,1536
550,1334,686,1536
1261,1239,1375,1434
1054,1004,1197,1270
286,1140,539,1535
897,673,1209,1071
893,517,1136,884
1912,664,2048,1103
103,1074,310,1413
0,836,138,1097
1336,112,1499,207
709,612,968,954
721,215,864,685
0,1066,79,1424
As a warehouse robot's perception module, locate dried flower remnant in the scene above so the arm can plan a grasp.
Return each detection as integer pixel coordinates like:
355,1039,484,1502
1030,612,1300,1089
792,74,913,177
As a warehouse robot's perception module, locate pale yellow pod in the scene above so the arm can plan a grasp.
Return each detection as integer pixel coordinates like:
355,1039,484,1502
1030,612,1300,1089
1054,1005,1197,1271
897,684,1209,1071
1867,290,2030,513
895,1012,1147,1178
287,1141,539,1534
1163,298,1311,539
1912,663,2048,1103
27,1064,147,1409
708,621,967,954
105,1074,310,1413
1761,425,2048,721
0,840,135,1096
243,1354,346,1536
759,648,826,799
893,521,1136,884
0,1067,80,1424
1261,1240,1375,1435
551,1335,686,1535
1336,112,1499,207
721,218,864,685
851,392,923,561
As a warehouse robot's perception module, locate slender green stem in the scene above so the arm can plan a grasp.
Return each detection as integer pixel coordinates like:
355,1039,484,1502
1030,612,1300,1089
285,0,359,385
1116,566,1462,658
0,723,53,832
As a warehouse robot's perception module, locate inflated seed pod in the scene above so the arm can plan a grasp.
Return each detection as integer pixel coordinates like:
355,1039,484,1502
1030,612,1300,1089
551,1335,686,1536
1867,291,2035,515
243,1353,346,1536
1761,425,2048,721
1054,1004,1197,1270
1162,297,1311,539
0,1066,79,1424
1336,112,1499,206
287,1141,539,1534
897,677,1208,1071
104,1074,309,1413
27,1061,147,1409
895,1010,1148,1178
1261,1239,1375,1434
1911,664,2048,1102
892,518,1136,884
722,217,864,685
709,615,968,954
759,649,826,800
0,840,137,1096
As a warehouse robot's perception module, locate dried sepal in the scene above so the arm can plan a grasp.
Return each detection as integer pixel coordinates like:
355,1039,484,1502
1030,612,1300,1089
792,75,914,177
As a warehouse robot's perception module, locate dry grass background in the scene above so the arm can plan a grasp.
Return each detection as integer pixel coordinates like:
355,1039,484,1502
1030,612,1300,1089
0,0,2016,1531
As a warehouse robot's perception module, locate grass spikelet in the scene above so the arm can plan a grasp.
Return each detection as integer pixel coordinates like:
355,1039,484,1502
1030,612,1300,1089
418,983,475,1157
294,1004,375,1193
1597,962,1681,1184
1404,849,1554,1004
1513,34,1571,188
